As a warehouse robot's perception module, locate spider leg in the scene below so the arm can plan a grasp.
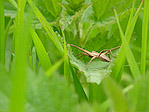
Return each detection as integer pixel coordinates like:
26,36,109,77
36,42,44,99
98,49,109,56
86,56,96,70
78,54,86,59
75,52,88,56
107,53,110,59
75,52,88,59
109,50,114,57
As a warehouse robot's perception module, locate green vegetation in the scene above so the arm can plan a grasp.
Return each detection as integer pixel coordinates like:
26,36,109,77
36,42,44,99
0,0,149,112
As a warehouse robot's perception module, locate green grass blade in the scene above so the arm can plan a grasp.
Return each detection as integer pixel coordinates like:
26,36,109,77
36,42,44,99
141,0,149,74
60,25,71,85
103,77,128,112
30,27,52,70
70,64,88,101
8,0,18,9
0,0,5,64
46,58,64,77
111,1,143,81
126,0,136,30
4,19,12,50
9,0,28,111
32,47,37,72
28,0,63,55
114,9,140,79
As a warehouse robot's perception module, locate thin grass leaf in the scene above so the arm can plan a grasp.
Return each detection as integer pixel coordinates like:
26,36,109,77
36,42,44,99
60,24,71,85
46,57,64,77
4,18,12,50
30,27,52,70
28,0,63,54
141,0,149,75
114,9,140,79
126,0,136,30
103,77,128,112
9,0,28,111
8,0,18,9
128,74,149,112
29,55,33,70
0,0,5,64
42,0,62,18
88,83,106,103
70,64,88,102
32,47,36,72
111,1,143,82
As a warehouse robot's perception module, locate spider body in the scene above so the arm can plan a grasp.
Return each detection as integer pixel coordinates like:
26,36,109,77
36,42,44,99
69,44,120,70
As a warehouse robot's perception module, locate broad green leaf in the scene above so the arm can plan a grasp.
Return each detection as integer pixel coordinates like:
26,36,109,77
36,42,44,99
28,0,63,54
63,0,85,15
114,9,140,79
68,47,116,84
0,66,78,112
141,0,149,74
91,0,140,21
128,75,149,112
103,77,128,112
42,0,62,18
66,0,85,6
26,70,77,112
92,0,110,21
30,28,52,70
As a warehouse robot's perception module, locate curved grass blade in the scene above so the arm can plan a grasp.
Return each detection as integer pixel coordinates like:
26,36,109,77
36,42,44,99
46,57,64,77
28,0,63,55
114,9,140,79
70,64,88,102
103,77,128,112
111,1,143,82
60,24,71,85
141,0,149,74
30,27,52,70
9,0,18,9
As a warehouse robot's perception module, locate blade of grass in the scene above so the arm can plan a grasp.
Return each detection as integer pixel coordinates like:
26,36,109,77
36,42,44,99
46,57,64,77
0,0,5,64
60,24,71,85
126,0,136,30
8,0,18,9
70,64,88,101
30,27,52,70
9,0,28,111
102,80,133,112
28,0,63,55
111,1,143,82
114,9,140,79
103,77,128,112
4,19,12,50
32,47,37,72
29,47,37,71
141,0,149,75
